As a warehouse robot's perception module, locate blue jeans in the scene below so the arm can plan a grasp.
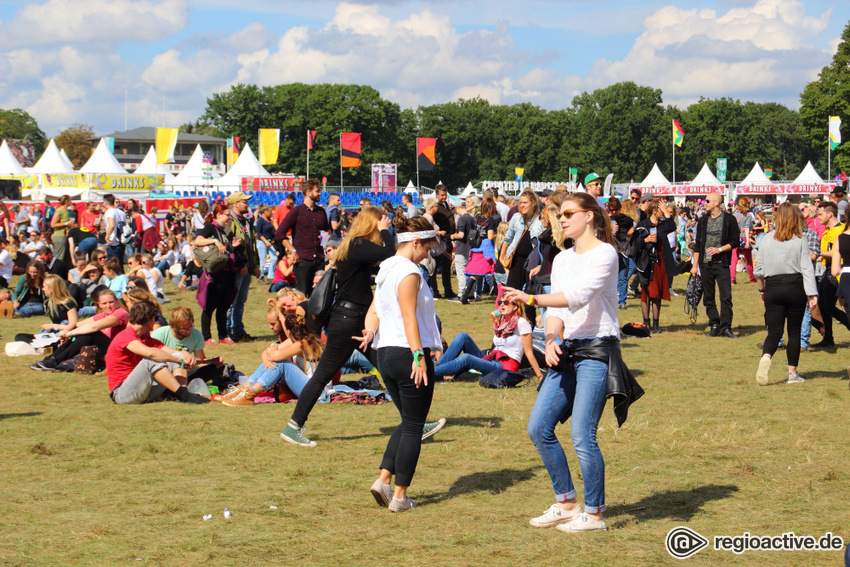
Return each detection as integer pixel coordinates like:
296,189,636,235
14,302,44,317
226,272,251,338
78,306,97,318
155,259,170,274
527,342,608,513
270,280,290,293
247,360,310,395
617,257,636,306
800,305,812,349
257,240,277,280
341,349,376,375
107,243,124,267
433,332,503,378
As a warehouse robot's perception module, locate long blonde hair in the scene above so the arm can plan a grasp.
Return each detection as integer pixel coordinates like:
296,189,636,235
543,205,567,250
335,206,383,262
621,198,639,222
43,274,76,318
494,222,509,252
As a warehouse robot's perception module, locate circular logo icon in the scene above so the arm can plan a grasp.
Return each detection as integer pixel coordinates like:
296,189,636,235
666,526,709,560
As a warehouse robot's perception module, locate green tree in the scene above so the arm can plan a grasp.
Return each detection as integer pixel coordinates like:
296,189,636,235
800,20,850,176
55,123,95,168
0,108,47,159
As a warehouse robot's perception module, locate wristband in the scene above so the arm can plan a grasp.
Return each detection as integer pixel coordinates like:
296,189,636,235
526,295,536,306
412,349,424,367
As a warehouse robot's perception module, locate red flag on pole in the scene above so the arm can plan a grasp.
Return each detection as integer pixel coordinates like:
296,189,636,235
341,133,361,168
307,130,317,150
417,137,437,171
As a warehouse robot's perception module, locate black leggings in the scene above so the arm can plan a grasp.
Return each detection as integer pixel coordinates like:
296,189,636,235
290,303,370,426
816,273,850,341
762,274,806,367
201,271,235,340
50,332,111,363
377,346,435,487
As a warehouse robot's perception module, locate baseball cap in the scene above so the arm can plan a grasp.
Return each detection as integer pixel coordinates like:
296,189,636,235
830,186,845,195
641,193,656,202
584,173,602,186
226,191,252,205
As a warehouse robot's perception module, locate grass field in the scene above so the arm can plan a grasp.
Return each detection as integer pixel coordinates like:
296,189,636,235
1,273,848,566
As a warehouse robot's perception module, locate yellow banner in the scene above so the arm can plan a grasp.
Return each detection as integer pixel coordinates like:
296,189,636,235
156,127,179,164
258,128,280,165
90,174,164,192
0,174,38,191
42,173,87,189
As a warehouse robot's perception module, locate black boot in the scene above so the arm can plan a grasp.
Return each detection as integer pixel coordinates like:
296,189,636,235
460,277,477,305
652,320,661,334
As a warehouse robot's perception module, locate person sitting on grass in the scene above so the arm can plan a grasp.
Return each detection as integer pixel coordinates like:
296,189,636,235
102,257,128,296
151,306,222,383
432,294,543,381
270,249,298,293
12,259,46,317
15,274,78,344
106,300,208,405
220,311,324,406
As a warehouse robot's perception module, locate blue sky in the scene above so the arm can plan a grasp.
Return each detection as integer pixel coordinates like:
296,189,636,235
0,0,846,137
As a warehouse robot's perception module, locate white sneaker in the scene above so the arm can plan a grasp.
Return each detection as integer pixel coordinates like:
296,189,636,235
556,513,609,532
786,372,805,384
756,355,771,386
529,503,582,528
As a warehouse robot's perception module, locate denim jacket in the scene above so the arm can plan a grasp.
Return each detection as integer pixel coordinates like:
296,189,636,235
502,213,543,260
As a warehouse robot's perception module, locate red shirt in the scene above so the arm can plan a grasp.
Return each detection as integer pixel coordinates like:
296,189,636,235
80,210,99,232
93,308,129,339
273,203,292,236
106,326,164,391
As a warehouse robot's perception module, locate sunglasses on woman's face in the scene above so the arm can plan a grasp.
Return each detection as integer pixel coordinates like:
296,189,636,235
498,300,513,306
558,209,589,220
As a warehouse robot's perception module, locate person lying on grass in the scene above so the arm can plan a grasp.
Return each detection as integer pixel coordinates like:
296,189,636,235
106,300,208,405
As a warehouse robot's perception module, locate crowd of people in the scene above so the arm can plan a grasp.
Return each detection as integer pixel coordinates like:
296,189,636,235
4,178,850,529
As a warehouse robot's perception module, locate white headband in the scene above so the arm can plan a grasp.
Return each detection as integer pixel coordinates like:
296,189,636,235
396,230,436,243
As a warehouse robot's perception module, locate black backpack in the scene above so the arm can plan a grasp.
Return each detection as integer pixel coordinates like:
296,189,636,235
306,267,337,333
467,218,487,249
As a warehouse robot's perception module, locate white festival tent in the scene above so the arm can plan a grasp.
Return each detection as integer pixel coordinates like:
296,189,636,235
405,179,419,196
134,146,176,183
793,161,824,184
213,144,269,187
0,140,28,174
638,163,671,187
460,181,477,196
80,138,131,174
678,163,726,196
739,162,771,185
60,148,75,170
28,139,75,174
170,144,221,190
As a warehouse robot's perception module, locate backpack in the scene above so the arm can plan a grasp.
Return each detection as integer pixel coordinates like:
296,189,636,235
467,219,488,249
306,267,337,333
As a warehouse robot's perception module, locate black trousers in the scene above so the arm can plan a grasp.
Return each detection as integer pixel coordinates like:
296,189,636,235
50,331,111,363
700,261,733,329
762,274,806,367
377,346,435,487
201,271,235,340
816,274,850,341
294,258,324,298
430,251,454,297
290,303,370,426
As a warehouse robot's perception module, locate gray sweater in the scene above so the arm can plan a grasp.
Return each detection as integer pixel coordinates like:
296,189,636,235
753,233,817,296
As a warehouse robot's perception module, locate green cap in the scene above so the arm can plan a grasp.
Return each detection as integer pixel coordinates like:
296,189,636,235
584,172,602,185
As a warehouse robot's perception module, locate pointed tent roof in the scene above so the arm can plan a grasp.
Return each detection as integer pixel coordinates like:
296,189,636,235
740,162,771,185
79,138,129,174
461,181,477,196
0,140,27,174
793,161,824,184
213,144,269,186
638,163,671,186
691,163,722,185
173,144,221,186
60,148,75,170
134,146,176,182
29,139,74,173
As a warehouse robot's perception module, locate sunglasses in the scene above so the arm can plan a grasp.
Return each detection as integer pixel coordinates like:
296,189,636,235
498,300,514,306
558,209,589,220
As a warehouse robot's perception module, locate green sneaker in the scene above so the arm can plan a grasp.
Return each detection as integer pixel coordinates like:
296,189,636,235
421,417,446,440
280,422,317,447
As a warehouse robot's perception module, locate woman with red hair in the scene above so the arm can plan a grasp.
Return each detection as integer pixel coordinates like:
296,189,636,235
193,204,239,345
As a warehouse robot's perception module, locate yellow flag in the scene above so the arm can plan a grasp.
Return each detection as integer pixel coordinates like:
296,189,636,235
258,128,280,165
156,128,178,164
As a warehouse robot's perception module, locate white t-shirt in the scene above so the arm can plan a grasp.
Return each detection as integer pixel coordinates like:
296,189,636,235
495,201,510,223
492,317,532,362
547,243,620,340
192,211,205,231
139,214,156,231
23,240,45,259
374,256,442,352
0,249,12,282
104,208,127,246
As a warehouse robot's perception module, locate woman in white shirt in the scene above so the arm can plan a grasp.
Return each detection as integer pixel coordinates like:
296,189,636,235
357,216,442,513
504,192,619,533
433,295,542,380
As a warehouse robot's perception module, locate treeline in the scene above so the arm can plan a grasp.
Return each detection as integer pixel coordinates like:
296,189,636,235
191,81,822,189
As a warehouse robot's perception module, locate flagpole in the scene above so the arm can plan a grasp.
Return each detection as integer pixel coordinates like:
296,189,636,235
672,133,676,184
416,139,420,193
307,129,311,180
340,133,344,193
828,118,832,180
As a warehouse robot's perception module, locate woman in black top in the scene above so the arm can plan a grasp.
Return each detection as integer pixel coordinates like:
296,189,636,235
15,274,78,343
607,197,635,309
194,204,239,345
634,200,676,333
281,206,394,447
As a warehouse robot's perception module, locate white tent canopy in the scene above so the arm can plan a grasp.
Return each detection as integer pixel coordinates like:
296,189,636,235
170,144,220,189
461,181,477,196
691,163,722,185
0,140,27,174
793,161,824,184
60,148,75,170
637,163,671,186
740,162,771,185
135,146,176,183
213,144,269,186
28,139,74,174
79,138,129,174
